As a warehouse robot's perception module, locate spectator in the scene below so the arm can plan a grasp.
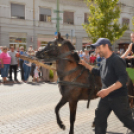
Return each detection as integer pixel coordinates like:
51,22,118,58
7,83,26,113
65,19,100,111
96,54,103,67
8,46,19,81
126,51,134,67
23,49,33,82
83,49,90,63
37,47,50,82
42,64,50,82
90,53,96,64
116,51,120,56
0,46,11,83
17,47,20,52
0,46,3,75
19,46,26,82
79,50,84,59
33,64,40,82
0,46,3,54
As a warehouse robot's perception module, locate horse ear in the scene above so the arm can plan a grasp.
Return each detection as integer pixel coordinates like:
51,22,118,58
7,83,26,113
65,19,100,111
58,32,61,39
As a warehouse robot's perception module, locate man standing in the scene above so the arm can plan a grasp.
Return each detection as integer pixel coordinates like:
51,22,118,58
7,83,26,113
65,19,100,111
19,46,26,82
79,38,134,134
8,46,19,81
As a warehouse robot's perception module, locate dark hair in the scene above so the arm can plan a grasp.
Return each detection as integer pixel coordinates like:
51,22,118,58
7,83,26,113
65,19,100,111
102,44,113,51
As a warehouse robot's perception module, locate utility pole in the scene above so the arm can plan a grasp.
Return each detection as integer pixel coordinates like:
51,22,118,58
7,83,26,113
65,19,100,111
33,0,36,49
53,0,63,33
56,0,60,32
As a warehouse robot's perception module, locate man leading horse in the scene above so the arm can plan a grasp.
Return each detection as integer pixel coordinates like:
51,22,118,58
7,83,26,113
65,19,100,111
79,38,134,134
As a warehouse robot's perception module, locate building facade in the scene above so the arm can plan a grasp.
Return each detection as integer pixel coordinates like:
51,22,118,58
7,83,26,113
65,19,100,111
0,0,134,50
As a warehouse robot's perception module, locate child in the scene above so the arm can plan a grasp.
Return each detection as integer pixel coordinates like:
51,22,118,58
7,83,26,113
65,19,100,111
33,64,40,82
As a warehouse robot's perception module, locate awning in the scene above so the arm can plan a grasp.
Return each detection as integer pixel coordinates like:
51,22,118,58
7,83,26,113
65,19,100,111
82,43,91,47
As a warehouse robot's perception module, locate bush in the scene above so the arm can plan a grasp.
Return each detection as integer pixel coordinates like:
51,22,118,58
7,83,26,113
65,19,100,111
49,70,54,79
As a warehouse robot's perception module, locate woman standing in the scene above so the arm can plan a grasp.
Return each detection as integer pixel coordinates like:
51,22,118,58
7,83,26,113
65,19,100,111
0,46,11,83
23,49,32,82
83,49,90,63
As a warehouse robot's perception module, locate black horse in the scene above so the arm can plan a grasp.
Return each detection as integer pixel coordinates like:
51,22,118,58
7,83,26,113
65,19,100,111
36,33,134,134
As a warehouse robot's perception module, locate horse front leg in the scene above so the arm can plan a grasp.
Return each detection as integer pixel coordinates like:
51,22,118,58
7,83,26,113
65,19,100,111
69,101,78,134
55,97,67,130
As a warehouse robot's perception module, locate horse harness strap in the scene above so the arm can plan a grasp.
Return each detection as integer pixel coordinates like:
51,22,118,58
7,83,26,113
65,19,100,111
45,50,76,61
87,74,96,108
58,81,90,88
72,67,85,82
58,66,90,88
59,66,80,78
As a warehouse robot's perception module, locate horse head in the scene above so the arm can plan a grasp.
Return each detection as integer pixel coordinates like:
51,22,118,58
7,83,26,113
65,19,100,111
36,32,79,63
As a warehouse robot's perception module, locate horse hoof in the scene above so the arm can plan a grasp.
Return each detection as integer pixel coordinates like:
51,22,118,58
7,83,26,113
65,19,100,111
92,123,95,128
61,125,66,130
58,121,66,130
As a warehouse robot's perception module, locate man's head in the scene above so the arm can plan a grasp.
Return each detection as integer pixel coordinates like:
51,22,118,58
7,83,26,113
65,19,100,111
84,48,88,54
20,46,24,52
91,38,113,58
0,46,3,50
10,46,15,52
80,50,83,54
131,33,134,43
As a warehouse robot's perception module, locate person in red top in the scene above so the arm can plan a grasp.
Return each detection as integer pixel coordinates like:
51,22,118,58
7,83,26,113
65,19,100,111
90,53,96,64
0,46,11,83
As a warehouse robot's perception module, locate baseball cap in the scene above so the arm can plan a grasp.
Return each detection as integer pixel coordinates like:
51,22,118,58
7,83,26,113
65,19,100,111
91,38,112,47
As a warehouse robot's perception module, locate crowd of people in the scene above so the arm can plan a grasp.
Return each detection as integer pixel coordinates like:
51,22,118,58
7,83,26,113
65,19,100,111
77,48,129,67
77,49,103,66
0,44,132,85
0,45,51,84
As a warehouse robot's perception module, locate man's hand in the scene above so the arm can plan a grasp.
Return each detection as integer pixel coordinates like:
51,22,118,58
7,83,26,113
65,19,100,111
97,89,110,98
79,59,87,67
79,59,93,71
126,56,133,60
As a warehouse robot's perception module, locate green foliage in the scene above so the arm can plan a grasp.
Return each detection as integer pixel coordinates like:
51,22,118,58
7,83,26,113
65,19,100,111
49,70,54,79
83,0,128,44
132,17,134,32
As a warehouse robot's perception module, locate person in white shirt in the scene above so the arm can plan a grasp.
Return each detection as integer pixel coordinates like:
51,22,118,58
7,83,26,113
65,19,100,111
8,46,19,81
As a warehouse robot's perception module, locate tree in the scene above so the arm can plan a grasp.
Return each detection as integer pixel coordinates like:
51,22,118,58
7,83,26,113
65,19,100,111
83,0,128,44
132,17,134,32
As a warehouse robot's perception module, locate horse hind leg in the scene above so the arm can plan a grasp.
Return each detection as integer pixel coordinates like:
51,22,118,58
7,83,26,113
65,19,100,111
55,97,67,130
69,101,78,134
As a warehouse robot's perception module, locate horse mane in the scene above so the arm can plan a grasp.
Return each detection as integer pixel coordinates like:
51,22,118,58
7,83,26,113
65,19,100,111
62,40,80,63
62,40,75,51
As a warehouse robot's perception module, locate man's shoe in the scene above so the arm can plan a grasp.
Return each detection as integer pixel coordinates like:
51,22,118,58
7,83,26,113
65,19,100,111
15,79,19,82
9,79,13,82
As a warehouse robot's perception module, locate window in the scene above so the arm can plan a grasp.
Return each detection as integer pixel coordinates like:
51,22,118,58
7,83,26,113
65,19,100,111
122,18,130,30
63,11,74,25
11,3,25,19
84,13,89,24
39,7,51,22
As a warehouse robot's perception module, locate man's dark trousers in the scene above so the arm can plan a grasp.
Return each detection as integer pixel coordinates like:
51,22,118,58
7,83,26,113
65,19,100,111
95,96,134,134
19,60,24,81
9,64,18,80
